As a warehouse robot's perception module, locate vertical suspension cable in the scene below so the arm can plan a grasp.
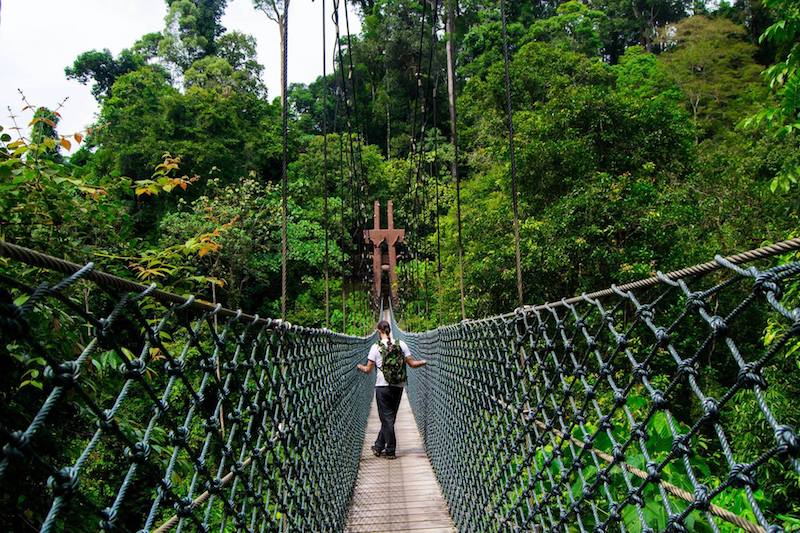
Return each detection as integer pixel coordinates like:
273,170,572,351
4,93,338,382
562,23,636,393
342,0,370,287
280,1,289,319
433,73,442,277
421,0,440,320
322,0,330,328
445,0,465,320
500,0,523,308
333,0,359,331
408,0,428,311
339,131,347,332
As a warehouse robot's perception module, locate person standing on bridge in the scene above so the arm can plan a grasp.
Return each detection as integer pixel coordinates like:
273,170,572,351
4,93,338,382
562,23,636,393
356,320,426,459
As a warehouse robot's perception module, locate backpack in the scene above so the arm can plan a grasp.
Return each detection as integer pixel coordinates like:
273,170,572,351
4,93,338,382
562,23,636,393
378,341,406,385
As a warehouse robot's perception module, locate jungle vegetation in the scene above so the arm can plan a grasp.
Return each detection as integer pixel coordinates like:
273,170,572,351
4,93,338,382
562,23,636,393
1,0,800,528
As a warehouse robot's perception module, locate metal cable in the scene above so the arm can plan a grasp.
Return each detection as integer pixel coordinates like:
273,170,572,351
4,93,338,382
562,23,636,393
500,0,523,308
280,0,290,320
322,0,330,328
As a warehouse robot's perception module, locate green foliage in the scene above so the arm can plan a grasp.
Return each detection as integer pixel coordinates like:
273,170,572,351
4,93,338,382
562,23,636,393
3,0,800,526
660,15,764,140
159,0,229,72
65,48,149,99
742,0,800,192
527,1,606,57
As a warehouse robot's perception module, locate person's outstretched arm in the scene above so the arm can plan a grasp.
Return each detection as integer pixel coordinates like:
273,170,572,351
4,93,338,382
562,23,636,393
400,340,426,368
405,356,427,368
357,360,375,374
357,344,378,373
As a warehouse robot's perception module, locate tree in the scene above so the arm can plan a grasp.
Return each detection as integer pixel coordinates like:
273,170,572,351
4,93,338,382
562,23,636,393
184,32,265,96
252,1,289,95
527,0,605,57
158,0,229,73
65,48,147,99
659,15,762,141
744,0,800,192
216,31,265,91
588,0,691,61
612,45,683,106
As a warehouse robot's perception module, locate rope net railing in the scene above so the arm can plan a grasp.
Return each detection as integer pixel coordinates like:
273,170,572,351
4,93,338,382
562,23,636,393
0,242,376,532
394,246,800,533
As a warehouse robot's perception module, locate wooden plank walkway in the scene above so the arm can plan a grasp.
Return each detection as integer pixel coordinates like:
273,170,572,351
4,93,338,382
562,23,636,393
345,392,455,533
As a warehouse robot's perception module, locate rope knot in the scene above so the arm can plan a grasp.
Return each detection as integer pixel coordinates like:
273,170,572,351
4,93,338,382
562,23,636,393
157,477,172,496
754,272,781,298
686,292,707,311
631,422,647,441
0,288,28,339
122,358,147,379
677,358,698,379
97,409,117,432
709,315,728,337
737,363,767,390
627,489,643,506
671,434,692,458
169,426,189,447
174,496,194,518
665,515,688,533
650,389,669,410
164,358,185,377
47,466,79,497
612,444,625,463
692,485,711,511
654,327,671,348
199,356,216,372
205,478,222,495
45,361,80,387
99,507,117,530
702,397,720,424
633,363,649,380
646,461,661,483
204,415,220,432
775,425,799,458
227,408,243,423
2,430,29,461
728,463,757,489
125,441,151,464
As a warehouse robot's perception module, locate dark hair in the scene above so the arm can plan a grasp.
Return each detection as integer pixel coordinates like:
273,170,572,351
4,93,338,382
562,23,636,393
376,320,393,348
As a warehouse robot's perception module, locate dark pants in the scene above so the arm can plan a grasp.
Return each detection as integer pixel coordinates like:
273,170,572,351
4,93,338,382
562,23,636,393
374,385,403,454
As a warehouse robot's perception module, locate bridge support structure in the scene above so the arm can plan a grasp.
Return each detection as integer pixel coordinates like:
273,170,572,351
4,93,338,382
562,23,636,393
364,200,405,309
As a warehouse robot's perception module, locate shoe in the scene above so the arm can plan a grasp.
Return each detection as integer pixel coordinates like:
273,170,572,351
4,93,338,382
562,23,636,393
371,445,382,457
385,453,396,460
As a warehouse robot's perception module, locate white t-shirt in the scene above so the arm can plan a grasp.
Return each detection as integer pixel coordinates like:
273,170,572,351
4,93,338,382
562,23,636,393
368,338,411,387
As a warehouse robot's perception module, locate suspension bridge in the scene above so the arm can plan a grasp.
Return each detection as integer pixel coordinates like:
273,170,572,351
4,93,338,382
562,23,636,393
2,0,800,529
1,237,799,532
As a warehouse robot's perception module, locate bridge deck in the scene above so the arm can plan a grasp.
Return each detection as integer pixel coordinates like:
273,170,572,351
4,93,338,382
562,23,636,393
345,392,455,533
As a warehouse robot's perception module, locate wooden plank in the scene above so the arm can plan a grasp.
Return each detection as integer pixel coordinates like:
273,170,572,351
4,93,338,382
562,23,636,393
345,393,455,532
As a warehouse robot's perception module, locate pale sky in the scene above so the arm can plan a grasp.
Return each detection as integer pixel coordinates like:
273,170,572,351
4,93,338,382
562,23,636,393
0,0,361,148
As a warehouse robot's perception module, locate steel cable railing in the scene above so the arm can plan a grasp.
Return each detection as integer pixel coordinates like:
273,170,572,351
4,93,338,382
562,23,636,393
395,249,800,532
0,242,376,532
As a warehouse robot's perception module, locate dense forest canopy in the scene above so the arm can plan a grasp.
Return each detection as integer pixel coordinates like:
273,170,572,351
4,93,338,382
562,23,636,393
2,0,800,529
4,0,797,325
